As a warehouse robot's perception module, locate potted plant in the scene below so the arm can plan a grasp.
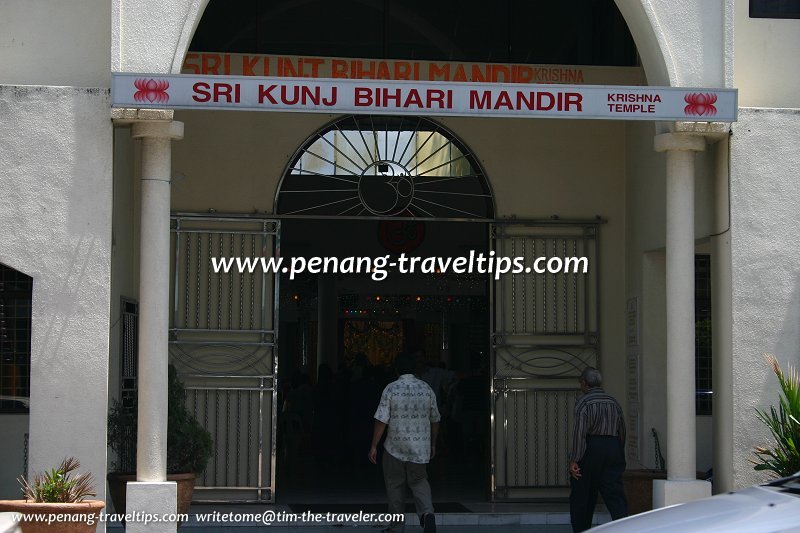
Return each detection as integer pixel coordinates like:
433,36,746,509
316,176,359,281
751,354,800,477
0,457,105,532
107,365,213,519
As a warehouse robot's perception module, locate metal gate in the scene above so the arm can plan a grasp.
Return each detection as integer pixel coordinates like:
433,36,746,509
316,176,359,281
490,220,601,500
169,214,279,502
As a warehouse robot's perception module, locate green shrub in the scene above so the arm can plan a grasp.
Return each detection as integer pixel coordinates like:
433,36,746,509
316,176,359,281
18,457,95,503
752,354,800,478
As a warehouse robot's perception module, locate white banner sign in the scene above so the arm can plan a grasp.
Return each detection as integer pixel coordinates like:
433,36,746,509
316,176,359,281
112,73,737,122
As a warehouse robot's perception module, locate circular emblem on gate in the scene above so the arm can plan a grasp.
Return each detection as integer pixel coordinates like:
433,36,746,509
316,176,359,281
358,160,415,216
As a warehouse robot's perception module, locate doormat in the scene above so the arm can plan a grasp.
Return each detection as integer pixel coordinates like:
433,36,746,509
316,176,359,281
288,502,471,514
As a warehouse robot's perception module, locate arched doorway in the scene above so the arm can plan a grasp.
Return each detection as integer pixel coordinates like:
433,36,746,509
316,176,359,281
274,114,495,503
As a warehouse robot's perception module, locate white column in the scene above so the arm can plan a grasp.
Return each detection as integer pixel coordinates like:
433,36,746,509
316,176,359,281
652,133,712,507
712,138,734,493
127,120,183,533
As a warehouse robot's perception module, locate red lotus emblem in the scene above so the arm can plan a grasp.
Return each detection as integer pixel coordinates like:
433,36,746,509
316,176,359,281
134,78,170,104
378,219,425,253
684,92,717,117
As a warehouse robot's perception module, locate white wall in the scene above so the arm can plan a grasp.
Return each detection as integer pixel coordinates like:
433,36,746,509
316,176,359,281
0,0,110,87
648,0,729,87
730,108,800,488
113,0,209,73
734,0,800,108
0,86,112,506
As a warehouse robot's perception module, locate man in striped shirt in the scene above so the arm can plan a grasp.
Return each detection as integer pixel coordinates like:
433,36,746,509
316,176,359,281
568,367,628,532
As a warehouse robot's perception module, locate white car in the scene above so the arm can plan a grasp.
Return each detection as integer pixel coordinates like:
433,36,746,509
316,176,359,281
591,472,800,532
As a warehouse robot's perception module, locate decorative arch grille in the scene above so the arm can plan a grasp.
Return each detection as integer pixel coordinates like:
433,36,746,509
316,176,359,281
275,115,493,219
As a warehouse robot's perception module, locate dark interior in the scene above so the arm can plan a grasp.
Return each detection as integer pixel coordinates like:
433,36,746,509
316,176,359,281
190,0,638,67
276,218,490,502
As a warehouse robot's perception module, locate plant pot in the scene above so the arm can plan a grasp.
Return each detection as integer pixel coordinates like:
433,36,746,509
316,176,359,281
0,499,105,532
622,469,666,515
106,472,195,519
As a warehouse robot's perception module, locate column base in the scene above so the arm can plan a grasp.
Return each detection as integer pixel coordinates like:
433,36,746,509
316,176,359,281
126,481,177,533
653,479,712,508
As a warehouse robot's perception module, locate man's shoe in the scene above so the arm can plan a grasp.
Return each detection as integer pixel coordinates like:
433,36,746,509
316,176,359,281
422,513,436,533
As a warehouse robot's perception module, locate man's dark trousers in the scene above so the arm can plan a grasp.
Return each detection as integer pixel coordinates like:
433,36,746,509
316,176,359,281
569,435,628,532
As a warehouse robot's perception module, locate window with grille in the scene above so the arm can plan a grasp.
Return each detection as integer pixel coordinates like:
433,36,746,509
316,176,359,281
695,255,712,416
120,299,138,409
0,264,32,413
116,298,138,472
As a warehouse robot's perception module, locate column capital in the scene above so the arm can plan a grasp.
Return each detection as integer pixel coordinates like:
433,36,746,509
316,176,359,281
654,132,706,153
111,108,174,123
132,120,184,141
672,121,731,141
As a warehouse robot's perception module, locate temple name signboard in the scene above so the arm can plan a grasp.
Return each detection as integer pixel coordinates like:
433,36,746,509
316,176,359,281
112,73,737,122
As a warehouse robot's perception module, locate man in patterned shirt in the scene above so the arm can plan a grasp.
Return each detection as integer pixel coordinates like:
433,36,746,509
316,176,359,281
568,367,628,532
369,352,440,533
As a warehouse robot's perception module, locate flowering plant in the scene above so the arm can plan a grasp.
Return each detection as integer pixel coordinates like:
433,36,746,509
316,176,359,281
752,355,800,478
18,457,95,503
